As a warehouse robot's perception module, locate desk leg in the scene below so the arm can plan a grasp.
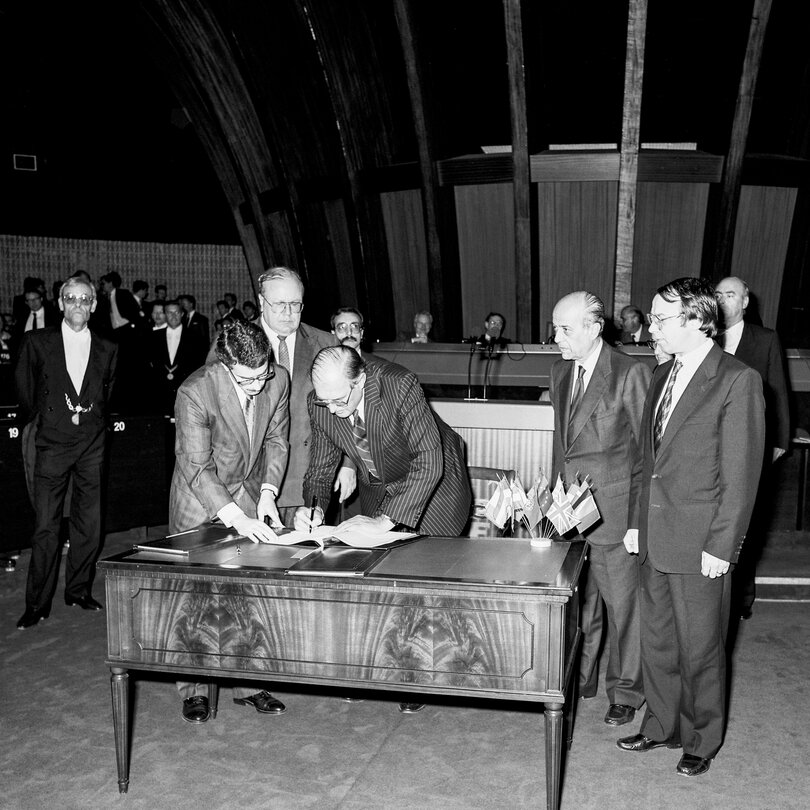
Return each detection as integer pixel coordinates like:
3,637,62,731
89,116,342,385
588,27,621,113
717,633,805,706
544,701,564,810
110,667,130,794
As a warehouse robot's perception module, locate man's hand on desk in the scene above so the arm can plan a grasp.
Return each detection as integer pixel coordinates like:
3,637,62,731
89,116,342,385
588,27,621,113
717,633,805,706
622,529,639,554
293,505,325,532
257,490,284,530
232,515,279,544
334,466,357,503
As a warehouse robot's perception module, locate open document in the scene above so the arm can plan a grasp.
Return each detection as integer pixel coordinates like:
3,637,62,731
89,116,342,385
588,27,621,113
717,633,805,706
270,523,420,550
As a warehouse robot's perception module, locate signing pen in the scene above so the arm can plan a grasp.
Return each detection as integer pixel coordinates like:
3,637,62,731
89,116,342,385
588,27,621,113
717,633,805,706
309,496,318,534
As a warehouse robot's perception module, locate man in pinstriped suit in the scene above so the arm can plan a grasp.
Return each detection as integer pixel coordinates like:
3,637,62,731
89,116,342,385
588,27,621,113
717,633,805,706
295,346,471,538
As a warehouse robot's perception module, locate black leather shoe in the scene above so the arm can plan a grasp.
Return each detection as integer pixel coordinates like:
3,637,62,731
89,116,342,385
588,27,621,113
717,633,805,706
182,695,210,724
605,704,636,726
17,607,50,629
233,691,286,715
676,753,712,776
617,733,682,752
65,595,104,611
398,702,425,714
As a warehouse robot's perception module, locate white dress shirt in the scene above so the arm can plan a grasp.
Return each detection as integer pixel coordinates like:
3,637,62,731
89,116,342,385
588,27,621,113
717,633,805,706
721,319,744,356
572,341,603,402
655,338,714,435
62,320,92,395
262,324,297,377
166,325,182,364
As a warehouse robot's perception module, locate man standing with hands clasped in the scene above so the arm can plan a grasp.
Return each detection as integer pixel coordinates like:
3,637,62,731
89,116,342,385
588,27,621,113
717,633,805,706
618,277,765,777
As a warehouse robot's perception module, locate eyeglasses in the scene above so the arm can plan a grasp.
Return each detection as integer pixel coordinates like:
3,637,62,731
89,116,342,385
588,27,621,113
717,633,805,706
62,294,94,305
334,322,362,334
260,294,303,314
645,312,681,327
227,366,274,388
313,382,357,408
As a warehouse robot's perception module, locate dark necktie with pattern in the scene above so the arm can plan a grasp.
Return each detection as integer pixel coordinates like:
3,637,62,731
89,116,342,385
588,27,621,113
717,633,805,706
568,365,585,426
653,359,682,453
243,395,254,448
353,412,379,479
276,335,290,373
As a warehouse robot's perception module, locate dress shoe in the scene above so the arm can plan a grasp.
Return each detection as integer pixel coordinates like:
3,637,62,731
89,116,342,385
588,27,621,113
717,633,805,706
604,704,636,726
16,607,50,630
398,702,425,714
65,595,104,611
616,733,682,752
233,691,286,714
676,753,712,776
182,695,210,724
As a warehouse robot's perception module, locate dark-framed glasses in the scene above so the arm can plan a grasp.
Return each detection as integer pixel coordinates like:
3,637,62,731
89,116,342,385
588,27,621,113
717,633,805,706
313,382,357,408
334,322,362,334
228,366,274,388
260,294,303,314
645,312,681,327
62,293,94,305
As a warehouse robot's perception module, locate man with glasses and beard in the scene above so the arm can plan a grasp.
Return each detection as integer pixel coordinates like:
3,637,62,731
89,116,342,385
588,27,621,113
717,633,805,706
170,320,290,724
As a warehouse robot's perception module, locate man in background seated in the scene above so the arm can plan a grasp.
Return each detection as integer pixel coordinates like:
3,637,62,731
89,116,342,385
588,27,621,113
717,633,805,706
476,312,509,349
410,310,433,343
618,305,652,345
170,320,289,724
296,345,472,713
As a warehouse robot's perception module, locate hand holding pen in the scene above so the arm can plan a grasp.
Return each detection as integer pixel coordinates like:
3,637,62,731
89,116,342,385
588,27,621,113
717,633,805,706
293,499,324,532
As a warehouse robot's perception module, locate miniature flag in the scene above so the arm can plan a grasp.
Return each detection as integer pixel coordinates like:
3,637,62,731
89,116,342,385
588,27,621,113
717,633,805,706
573,490,600,533
509,473,530,516
484,476,513,529
545,497,579,535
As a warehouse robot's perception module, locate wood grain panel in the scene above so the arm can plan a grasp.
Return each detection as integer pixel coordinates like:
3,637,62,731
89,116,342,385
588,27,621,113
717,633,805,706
630,182,709,317
536,182,618,336
380,189,430,338
455,184,517,340
731,185,797,328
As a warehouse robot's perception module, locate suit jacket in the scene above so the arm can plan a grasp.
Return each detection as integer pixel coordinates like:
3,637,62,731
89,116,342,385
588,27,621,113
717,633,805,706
618,326,652,345
549,340,651,544
111,288,142,329
11,303,60,357
185,311,210,345
729,322,790,451
149,325,205,409
205,321,333,508
15,325,118,444
629,343,765,573
169,361,290,533
303,361,472,535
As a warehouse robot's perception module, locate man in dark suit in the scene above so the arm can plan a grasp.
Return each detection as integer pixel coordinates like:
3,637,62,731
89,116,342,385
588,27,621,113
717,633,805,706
11,284,59,357
223,292,244,322
476,312,510,349
549,291,651,728
178,293,210,345
149,300,205,414
715,276,790,620
617,305,652,346
15,277,118,629
618,277,765,777
170,320,290,723
296,345,472,537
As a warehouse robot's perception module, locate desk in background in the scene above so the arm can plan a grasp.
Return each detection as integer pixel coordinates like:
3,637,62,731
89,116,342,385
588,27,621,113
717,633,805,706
100,536,585,810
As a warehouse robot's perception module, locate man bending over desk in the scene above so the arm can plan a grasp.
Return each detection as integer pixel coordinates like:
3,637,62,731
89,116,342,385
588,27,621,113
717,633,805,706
170,320,290,724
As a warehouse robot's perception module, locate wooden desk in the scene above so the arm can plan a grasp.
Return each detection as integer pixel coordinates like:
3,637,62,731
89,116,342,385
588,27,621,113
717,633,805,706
100,536,585,809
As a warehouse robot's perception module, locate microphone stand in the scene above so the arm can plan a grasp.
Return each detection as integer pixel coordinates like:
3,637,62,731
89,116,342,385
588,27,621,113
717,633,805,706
465,337,478,400
482,341,495,400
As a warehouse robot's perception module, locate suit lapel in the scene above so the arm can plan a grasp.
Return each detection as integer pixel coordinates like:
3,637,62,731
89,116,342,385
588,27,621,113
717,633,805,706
567,342,610,448
559,363,574,447
214,363,250,461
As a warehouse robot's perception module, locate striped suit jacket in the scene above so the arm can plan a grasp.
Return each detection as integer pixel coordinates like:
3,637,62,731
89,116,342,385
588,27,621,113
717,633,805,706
169,361,290,533
303,361,472,536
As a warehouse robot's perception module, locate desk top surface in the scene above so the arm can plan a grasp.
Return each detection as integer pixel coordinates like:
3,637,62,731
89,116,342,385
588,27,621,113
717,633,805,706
100,535,582,593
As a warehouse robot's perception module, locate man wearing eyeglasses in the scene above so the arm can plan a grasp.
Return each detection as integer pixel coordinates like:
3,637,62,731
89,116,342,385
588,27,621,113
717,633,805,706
15,278,118,629
618,278,765,777
170,320,290,723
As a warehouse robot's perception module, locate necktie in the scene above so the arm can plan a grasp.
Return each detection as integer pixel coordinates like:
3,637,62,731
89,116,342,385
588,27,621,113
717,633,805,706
32,312,38,330
653,359,682,453
243,395,254,448
353,413,379,479
276,336,290,373
568,365,585,425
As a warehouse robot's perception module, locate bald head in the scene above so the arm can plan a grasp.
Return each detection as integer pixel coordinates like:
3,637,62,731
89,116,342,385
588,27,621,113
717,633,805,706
715,276,749,328
552,291,605,361
311,346,367,417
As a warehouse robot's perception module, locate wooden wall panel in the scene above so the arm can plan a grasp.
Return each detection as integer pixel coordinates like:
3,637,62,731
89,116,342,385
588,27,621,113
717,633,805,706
536,181,618,339
454,184,516,341
379,189,430,338
731,185,797,328
0,235,251,325
630,181,709,320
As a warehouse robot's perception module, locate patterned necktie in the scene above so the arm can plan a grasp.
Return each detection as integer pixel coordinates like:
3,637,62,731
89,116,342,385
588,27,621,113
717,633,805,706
243,395,254,448
653,359,682,453
276,336,290,373
568,365,585,425
353,413,379,479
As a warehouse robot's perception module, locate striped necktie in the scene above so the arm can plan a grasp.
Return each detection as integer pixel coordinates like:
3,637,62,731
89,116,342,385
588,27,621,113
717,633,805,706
568,365,585,425
353,413,379,479
276,336,290,373
653,359,682,453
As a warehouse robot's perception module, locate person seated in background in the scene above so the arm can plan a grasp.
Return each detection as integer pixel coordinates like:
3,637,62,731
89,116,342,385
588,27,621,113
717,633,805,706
410,311,433,343
243,300,261,325
617,305,652,345
476,312,509,349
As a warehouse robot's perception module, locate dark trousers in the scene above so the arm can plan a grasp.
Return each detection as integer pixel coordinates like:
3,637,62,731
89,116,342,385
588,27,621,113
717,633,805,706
26,431,105,611
638,559,731,759
578,541,644,707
